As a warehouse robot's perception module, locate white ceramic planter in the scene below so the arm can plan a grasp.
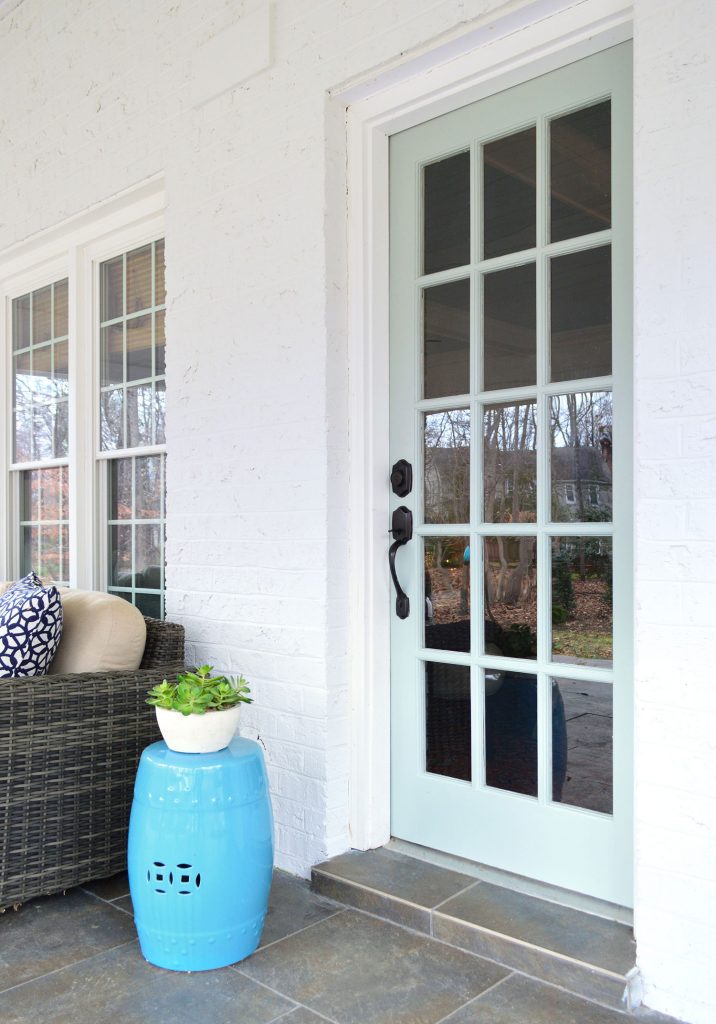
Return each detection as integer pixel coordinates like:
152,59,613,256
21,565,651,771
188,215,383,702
155,705,241,754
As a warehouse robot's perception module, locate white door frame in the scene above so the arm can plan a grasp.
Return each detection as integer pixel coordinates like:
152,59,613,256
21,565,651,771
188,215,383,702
339,0,634,853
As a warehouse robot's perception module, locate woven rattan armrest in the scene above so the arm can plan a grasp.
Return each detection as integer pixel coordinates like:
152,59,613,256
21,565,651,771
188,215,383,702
0,618,186,909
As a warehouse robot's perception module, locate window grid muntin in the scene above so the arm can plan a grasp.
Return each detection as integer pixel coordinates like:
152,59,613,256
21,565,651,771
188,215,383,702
99,239,166,453
11,278,71,583
107,453,166,619
18,464,70,586
416,100,614,811
12,279,70,464
100,238,166,618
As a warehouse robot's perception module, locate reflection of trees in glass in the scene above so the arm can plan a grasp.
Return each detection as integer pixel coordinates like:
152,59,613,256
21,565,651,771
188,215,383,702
483,402,536,523
550,391,612,521
13,366,68,461
20,466,69,584
424,409,470,523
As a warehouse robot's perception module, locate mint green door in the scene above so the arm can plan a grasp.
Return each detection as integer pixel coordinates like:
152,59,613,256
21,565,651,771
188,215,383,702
389,43,633,906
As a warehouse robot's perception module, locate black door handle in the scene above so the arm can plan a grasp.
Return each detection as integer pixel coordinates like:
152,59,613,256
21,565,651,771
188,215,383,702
389,506,413,620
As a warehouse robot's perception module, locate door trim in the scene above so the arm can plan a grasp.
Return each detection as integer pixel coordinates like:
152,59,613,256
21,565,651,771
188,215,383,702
338,0,633,853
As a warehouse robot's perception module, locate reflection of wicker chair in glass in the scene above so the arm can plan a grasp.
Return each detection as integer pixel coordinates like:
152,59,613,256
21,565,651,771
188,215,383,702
425,619,567,798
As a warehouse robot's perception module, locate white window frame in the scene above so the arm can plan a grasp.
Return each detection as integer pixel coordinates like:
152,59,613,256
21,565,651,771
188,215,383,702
0,177,165,591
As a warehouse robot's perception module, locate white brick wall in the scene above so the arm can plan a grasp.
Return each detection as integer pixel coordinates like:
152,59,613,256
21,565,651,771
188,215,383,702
0,0,509,877
633,2,716,1021
2,1,716,1020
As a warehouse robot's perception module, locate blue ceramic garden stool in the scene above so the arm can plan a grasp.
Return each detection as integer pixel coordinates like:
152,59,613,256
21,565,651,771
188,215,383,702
128,738,273,971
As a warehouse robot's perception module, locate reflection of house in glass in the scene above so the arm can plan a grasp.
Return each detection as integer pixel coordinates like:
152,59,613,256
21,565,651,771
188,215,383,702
551,435,612,519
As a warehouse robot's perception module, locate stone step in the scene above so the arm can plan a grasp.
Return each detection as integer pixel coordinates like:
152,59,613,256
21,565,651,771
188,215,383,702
312,847,640,1014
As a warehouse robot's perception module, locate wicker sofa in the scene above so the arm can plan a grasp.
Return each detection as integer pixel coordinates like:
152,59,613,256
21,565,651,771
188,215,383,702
0,616,184,910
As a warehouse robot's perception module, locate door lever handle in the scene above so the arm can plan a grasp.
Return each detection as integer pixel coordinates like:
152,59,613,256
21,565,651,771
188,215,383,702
389,506,413,619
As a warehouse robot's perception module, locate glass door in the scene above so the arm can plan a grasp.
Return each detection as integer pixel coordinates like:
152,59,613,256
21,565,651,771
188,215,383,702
389,43,632,905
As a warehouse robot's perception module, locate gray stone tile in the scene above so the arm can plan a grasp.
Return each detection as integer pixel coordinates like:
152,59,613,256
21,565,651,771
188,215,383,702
261,869,343,948
312,871,431,933
0,940,293,1024
436,882,635,974
432,914,627,1010
0,888,136,993
312,848,475,909
82,871,130,901
447,974,629,1023
239,908,508,1024
113,894,134,916
280,1010,333,1024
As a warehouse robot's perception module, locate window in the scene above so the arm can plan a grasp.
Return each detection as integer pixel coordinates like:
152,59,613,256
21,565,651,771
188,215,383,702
564,482,576,504
100,240,167,618
11,280,70,584
5,208,166,616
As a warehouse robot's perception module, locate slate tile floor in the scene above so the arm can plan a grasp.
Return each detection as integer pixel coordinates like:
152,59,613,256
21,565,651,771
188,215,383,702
0,868,682,1024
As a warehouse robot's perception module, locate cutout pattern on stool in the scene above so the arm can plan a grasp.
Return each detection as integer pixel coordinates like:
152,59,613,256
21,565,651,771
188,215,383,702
148,860,202,895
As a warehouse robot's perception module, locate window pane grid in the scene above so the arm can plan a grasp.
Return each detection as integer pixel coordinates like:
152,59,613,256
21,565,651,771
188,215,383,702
99,239,166,453
415,100,614,809
18,464,70,586
107,454,166,620
12,279,70,463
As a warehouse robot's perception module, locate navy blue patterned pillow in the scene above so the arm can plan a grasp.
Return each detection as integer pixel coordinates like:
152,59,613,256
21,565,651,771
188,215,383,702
0,572,64,678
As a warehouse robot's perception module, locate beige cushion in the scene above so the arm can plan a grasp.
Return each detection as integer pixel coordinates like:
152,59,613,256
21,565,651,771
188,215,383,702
48,589,147,674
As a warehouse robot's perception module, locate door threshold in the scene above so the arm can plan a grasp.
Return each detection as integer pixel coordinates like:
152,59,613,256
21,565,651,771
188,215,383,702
312,844,642,1014
387,838,633,927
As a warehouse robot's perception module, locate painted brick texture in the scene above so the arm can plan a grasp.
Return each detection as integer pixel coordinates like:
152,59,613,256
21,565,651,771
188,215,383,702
633,2,716,1022
0,0,509,878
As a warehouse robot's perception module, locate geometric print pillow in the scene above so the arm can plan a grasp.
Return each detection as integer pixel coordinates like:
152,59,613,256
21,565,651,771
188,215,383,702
0,571,64,678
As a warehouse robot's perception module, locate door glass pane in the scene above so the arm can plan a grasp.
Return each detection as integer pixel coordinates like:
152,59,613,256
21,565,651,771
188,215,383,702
483,401,537,523
424,536,470,653
486,670,537,797
551,100,611,243
483,537,537,659
550,391,612,522
552,676,613,813
423,152,470,275
423,279,470,399
551,536,612,667
426,662,471,781
483,127,536,259
551,246,611,382
483,263,536,390
424,409,470,524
